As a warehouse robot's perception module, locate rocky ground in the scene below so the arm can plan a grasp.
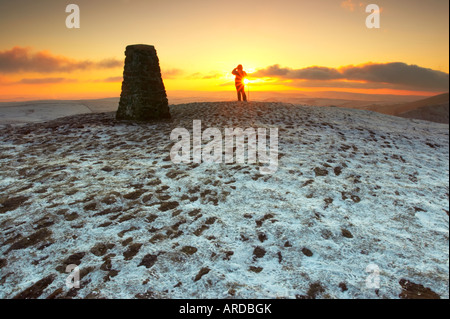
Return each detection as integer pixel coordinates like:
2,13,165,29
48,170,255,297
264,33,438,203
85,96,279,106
0,102,448,299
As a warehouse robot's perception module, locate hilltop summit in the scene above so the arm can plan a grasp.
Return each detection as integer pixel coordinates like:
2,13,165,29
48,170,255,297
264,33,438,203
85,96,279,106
0,102,448,299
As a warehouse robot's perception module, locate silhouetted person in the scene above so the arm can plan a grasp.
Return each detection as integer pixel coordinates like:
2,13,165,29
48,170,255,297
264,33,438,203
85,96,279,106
232,65,247,102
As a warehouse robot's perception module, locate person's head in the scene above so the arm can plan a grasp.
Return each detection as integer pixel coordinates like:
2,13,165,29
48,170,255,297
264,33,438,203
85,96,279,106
237,64,243,70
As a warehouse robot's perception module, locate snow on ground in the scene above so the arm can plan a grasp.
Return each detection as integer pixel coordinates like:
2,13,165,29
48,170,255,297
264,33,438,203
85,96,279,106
0,102,448,299
0,98,118,127
0,101,91,126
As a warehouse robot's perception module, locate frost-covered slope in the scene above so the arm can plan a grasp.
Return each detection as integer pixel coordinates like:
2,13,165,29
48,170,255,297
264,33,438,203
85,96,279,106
0,102,448,299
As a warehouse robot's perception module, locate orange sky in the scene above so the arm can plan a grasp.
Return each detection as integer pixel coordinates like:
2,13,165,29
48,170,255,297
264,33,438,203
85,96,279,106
0,0,448,101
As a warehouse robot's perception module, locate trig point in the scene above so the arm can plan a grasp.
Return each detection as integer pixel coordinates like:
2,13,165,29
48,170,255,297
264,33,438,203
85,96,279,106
116,44,171,121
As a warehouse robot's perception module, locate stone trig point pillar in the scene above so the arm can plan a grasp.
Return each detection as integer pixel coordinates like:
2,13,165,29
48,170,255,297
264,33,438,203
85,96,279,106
116,44,171,121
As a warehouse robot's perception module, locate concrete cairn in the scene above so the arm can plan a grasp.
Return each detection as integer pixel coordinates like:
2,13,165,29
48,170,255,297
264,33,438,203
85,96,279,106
116,44,171,121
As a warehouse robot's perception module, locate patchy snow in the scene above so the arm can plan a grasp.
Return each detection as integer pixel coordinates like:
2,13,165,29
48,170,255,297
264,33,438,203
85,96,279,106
0,98,118,127
0,102,448,299
0,102,90,126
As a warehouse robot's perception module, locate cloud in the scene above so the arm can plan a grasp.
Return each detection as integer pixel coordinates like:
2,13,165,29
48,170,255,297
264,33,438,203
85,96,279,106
252,62,449,91
341,1,370,13
96,76,123,83
0,76,78,85
2,76,123,85
340,63,448,89
253,65,342,80
201,73,221,80
18,77,78,84
290,66,343,81
341,0,356,12
162,68,184,79
253,65,290,77
0,46,122,74
188,71,222,80
188,72,201,79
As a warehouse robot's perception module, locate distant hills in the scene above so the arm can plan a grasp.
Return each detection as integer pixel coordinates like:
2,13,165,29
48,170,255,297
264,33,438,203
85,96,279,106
1,91,448,126
366,92,449,124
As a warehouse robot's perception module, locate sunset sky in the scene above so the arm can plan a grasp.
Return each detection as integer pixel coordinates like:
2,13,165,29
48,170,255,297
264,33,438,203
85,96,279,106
0,0,448,101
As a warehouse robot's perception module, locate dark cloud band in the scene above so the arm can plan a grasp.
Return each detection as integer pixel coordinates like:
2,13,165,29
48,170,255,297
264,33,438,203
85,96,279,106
0,47,122,73
253,63,449,90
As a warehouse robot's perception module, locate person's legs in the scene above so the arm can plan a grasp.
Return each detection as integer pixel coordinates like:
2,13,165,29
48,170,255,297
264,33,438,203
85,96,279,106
236,83,242,101
236,83,246,102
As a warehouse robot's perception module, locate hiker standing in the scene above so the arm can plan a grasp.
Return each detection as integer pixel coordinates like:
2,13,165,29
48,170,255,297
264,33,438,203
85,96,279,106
232,65,247,102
